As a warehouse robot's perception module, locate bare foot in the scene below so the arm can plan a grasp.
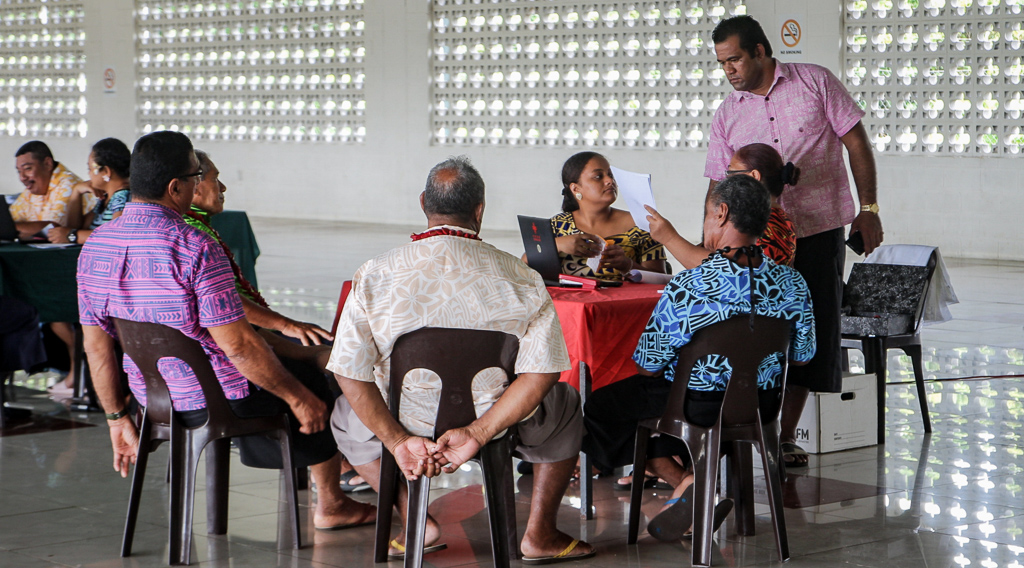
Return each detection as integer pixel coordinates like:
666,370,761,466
313,500,376,530
388,514,443,555
521,530,595,560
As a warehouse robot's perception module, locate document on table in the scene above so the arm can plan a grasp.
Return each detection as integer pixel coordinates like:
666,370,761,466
27,243,78,249
611,166,656,232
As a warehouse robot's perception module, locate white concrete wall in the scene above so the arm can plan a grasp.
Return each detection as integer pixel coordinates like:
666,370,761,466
2,0,1020,261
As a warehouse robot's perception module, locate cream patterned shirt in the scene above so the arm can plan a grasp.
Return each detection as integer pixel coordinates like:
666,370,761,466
327,226,571,438
10,163,93,226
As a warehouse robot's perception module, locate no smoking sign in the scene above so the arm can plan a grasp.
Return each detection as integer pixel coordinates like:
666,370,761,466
103,67,116,93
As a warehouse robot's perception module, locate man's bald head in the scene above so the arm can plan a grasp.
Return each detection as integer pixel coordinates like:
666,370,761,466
422,156,485,227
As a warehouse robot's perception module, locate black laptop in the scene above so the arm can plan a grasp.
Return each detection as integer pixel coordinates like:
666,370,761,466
518,215,563,285
517,215,621,288
0,200,18,242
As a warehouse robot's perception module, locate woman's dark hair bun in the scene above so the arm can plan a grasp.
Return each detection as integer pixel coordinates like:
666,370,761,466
781,162,800,187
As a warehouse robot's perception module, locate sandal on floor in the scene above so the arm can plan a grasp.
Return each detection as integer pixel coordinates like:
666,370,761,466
614,473,670,491
386,538,448,560
521,539,597,565
646,485,694,542
648,486,735,542
340,469,372,493
781,442,809,468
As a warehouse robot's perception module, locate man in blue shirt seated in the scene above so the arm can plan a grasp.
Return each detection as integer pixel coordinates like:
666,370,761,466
582,174,815,541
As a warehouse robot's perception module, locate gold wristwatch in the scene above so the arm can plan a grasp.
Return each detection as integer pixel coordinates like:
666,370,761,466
860,203,879,214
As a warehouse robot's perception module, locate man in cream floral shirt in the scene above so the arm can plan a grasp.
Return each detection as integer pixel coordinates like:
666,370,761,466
328,156,595,564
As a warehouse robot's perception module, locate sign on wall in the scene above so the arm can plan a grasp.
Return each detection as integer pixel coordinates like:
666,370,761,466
777,14,804,60
103,67,116,94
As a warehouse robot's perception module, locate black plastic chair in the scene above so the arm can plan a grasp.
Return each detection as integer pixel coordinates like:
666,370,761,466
626,316,792,568
113,318,300,566
841,250,937,444
374,327,520,568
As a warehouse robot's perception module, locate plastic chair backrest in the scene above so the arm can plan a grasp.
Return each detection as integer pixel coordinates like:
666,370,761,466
330,280,354,337
658,315,791,433
112,318,234,431
388,328,519,439
854,249,938,335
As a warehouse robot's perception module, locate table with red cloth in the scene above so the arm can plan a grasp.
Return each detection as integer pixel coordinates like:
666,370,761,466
547,283,664,392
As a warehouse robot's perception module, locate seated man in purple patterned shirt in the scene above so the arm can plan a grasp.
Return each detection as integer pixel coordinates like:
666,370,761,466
78,131,375,531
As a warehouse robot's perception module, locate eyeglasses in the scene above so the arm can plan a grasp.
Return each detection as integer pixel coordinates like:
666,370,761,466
177,169,204,181
725,169,753,176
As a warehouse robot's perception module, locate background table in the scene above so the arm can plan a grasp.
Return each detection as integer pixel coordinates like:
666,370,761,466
0,244,81,323
210,210,261,288
548,283,664,392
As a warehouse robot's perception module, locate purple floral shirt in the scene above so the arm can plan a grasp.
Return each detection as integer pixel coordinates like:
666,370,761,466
704,60,866,239
78,202,249,411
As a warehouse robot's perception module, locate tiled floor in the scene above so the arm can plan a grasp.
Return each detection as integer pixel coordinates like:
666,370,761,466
2,217,1022,567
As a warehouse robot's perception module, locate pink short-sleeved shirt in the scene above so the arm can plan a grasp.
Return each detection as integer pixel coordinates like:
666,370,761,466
704,61,866,239
77,202,249,411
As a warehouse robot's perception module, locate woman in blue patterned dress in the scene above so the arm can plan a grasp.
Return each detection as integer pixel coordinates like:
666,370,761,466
551,152,667,281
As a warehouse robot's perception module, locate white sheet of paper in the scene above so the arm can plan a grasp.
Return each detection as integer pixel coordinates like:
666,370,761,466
611,166,656,232
585,239,606,273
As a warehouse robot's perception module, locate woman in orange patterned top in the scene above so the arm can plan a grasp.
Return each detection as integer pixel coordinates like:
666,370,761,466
550,152,667,281
647,143,800,268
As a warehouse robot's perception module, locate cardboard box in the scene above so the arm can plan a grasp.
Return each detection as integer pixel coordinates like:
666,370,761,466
794,373,878,454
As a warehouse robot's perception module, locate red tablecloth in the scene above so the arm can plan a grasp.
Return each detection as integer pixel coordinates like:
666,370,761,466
548,283,664,391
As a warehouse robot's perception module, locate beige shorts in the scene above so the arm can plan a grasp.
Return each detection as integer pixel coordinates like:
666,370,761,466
331,382,583,466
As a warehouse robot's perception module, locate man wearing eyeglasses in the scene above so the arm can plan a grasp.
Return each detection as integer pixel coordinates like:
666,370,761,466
78,131,376,531
704,15,884,467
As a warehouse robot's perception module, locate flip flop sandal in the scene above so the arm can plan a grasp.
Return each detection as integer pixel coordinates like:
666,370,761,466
386,538,448,560
521,539,597,565
613,474,664,491
782,442,809,468
340,469,373,493
646,485,694,542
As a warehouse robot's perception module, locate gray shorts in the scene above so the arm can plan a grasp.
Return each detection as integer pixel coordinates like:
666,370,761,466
331,382,583,466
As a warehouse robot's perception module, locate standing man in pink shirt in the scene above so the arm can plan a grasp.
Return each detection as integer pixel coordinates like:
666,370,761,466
704,15,884,466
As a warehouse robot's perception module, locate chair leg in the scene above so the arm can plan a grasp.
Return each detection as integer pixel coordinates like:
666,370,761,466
278,428,301,550
167,429,195,565
627,426,651,544
480,440,515,567
901,344,932,433
374,448,399,563
691,430,721,568
860,339,875,374
0,373,9,430
579,451,593,520
726,442,755,537
403,475,431,568
578,362,594,521
122,415,153,557
872,338,887,445
757,425,790,562
205,438,230,535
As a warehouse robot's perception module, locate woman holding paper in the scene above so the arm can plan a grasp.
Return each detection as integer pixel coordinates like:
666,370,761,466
551,152,667,281
647,143,800,269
